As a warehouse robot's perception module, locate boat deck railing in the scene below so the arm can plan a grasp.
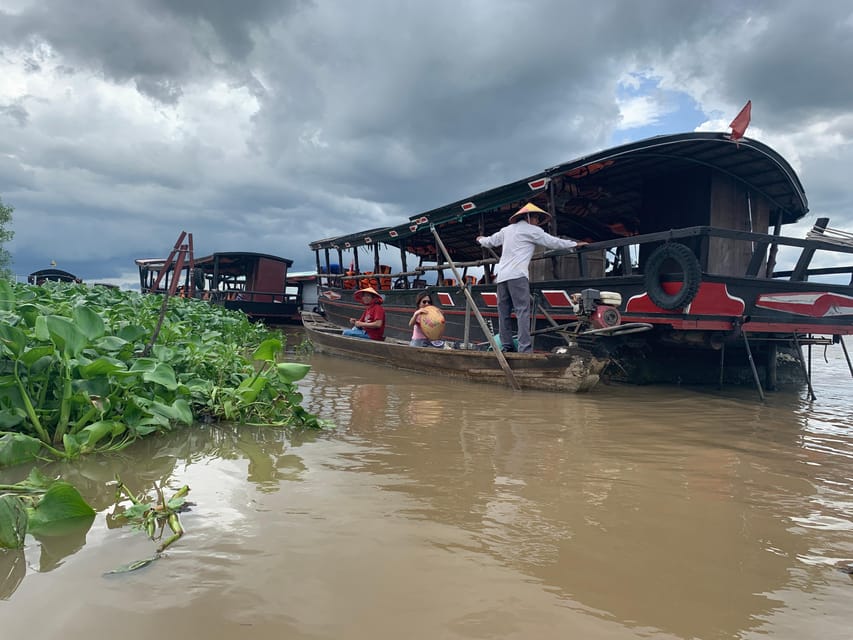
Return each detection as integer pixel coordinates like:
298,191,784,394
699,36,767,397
315,220,853,291
209,289,301,305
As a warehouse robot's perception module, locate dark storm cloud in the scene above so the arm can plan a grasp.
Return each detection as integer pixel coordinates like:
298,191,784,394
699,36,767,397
0,0,307,102
1,0,852,283
715,3,853,125
151,0,302,61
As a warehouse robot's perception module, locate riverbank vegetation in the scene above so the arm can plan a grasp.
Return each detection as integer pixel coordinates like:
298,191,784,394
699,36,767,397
0,197,12,279
0,280,324,469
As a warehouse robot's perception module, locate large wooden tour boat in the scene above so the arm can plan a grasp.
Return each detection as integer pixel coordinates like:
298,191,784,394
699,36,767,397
307,132,853,396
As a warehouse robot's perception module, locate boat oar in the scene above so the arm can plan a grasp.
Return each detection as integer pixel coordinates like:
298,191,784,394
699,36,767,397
430,225,521,391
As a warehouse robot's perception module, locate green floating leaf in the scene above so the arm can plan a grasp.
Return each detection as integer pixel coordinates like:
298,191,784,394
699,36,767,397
236,376,266,404
67,420,127,452
104,555,159,575
116,324,148,343
27,482,96,532
276,362,311,383
92,335,129,353
0,409,26,430
0,495,29,549
252,337,282,363
166,496,188,511
62,433,81,458
0,432,44,468
142,363,179,390
16,302,41,328
0,322,26,357
17,468,54,491
143,399,193,425
45,316,87,358
78,357,126,379
19,345,56,368
151,344,176,362
33,315,49,341
72,305,106,340
0,280,15,313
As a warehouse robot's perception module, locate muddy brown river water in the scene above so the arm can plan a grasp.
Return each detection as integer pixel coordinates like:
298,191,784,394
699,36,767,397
2,346,853,639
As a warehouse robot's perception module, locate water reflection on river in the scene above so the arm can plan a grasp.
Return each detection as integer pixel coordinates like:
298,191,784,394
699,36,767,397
2,345,853,639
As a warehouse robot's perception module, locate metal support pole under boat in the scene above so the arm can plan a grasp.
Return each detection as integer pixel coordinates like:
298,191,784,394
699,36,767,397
839,336,853,378
430,225,521,391
808,343,813,381
792,334,817,401
535,299,576,346
530,291,539,351
741,330,765,402
718,342,725,390
463,282,472,349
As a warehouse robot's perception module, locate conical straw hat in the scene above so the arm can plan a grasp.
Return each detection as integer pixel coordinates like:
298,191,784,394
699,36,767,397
509,202,552,223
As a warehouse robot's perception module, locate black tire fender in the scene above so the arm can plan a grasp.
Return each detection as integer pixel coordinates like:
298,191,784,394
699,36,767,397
644,242,701,310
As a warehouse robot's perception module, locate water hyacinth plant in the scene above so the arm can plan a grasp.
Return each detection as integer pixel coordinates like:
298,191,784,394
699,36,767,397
0,280,322,467
0,468,96,550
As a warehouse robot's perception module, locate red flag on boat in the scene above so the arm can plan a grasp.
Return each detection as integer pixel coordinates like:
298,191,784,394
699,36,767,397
729,100,752,142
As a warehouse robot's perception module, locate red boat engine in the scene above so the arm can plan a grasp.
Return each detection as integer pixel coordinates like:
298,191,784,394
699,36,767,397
591,304,621,329
571,288,622,330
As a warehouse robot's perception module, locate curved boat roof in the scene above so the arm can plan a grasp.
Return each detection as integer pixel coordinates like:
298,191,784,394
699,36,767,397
138,252,293,268
28,268,81,283
197,251,293,266
310,132,808,259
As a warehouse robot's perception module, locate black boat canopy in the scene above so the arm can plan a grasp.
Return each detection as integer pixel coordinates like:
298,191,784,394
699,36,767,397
28,268,81,284
194,252,293,273
310,132,808,263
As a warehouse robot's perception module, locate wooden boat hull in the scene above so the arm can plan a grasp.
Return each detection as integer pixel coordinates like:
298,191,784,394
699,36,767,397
219,298,301,324
301,312,607,393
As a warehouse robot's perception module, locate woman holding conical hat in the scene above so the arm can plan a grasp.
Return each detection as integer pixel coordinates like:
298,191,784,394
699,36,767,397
408,290,445,347
342,286,386,340
476,202,586,353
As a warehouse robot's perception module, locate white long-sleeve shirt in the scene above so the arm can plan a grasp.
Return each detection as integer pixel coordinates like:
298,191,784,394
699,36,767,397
478,220,578,283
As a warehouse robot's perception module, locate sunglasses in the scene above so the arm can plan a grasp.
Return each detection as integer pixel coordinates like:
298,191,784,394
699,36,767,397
419,299,432,305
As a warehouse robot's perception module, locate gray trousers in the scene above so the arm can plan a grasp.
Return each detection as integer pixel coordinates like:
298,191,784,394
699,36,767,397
497,277,533,352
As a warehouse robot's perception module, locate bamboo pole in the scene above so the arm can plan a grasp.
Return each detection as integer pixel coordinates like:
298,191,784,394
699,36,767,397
430,225,521,391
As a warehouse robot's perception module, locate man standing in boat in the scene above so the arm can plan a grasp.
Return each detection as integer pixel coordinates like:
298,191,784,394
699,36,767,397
477,203,585,353
343,286,386,340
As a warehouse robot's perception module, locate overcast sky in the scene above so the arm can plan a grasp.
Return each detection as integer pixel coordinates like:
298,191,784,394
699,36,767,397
1,0,852,286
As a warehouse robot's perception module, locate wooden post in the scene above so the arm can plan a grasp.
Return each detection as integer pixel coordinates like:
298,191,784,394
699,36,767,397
765,210,783,277
718,342,725,389
766,342,778,391
791,217,829,281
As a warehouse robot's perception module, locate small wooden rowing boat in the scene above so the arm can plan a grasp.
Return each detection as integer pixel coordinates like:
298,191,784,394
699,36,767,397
301,311,607,392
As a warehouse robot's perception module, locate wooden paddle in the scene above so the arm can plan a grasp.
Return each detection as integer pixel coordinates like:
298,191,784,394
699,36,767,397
430,226,521,391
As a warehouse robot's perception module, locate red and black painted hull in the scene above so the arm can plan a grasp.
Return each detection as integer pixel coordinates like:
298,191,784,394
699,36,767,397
316,274,853,385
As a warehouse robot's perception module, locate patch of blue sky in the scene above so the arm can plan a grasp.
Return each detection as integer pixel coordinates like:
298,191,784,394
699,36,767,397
611,71,705,145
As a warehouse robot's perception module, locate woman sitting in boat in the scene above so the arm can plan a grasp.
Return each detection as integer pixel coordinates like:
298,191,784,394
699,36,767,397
409,291,445,347
343,286,386,340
